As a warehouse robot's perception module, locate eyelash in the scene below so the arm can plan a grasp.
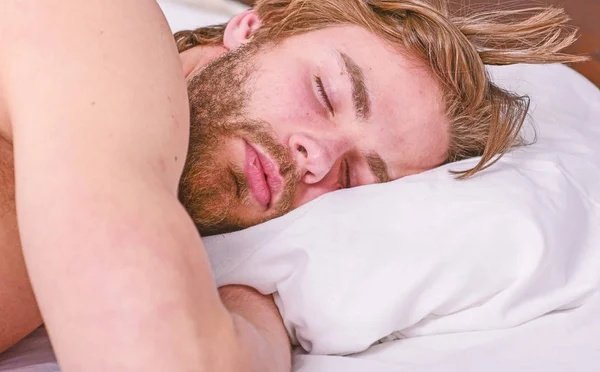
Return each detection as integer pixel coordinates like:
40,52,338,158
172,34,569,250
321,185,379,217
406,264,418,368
314,75,335,115
344,158,351,188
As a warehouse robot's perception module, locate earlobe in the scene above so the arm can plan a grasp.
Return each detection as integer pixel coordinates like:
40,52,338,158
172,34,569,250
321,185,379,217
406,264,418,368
223,10,262,50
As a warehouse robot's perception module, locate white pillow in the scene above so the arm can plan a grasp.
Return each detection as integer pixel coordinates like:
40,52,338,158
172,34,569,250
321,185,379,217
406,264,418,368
204,63,600,356
158,0,245,32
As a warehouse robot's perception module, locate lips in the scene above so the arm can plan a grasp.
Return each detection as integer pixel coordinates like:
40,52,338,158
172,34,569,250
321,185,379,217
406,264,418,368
243,141,283,209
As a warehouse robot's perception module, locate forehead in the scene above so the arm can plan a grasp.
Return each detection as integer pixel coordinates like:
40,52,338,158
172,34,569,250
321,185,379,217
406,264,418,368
248,25,450,177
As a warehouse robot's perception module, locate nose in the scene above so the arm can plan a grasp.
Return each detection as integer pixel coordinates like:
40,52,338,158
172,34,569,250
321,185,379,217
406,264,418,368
288,134,335,184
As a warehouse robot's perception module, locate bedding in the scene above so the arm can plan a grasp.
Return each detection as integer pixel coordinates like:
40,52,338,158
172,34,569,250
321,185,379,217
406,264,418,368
157,0,246,32
295,294,600,372
0,329,56,372
1,1,599,371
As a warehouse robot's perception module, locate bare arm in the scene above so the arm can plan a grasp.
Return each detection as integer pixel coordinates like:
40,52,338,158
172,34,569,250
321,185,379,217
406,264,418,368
220,286,292,372
0,0,289,370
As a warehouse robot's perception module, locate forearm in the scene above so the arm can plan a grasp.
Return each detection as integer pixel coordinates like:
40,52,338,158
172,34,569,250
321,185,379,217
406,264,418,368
20,180,236,371
20,182,290,371
220,286,292,372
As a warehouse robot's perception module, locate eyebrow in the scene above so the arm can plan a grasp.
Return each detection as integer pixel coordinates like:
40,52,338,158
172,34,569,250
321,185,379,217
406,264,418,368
339,52,372,120
364,152,391,184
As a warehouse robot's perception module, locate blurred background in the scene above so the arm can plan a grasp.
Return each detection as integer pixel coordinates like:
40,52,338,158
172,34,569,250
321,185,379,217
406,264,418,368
444,0,600,87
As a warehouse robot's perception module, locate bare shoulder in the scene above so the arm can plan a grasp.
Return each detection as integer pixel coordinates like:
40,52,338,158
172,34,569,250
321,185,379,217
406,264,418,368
0,0,189,193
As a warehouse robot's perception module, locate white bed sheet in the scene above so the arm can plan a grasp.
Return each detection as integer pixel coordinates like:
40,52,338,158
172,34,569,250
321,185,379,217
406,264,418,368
295,294,600,372
1,1,598,371
0,329,57,372
158,0,245,33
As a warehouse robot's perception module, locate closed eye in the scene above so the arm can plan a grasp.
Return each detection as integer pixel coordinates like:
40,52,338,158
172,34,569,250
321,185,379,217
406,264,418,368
344,158,351,188
314,75,335,115
338,158,352,189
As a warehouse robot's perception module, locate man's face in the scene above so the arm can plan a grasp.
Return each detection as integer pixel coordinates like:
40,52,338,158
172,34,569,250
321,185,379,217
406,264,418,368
181,25,449,235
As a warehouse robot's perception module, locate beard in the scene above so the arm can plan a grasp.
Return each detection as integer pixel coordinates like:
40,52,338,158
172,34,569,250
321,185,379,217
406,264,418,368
179,42,299,236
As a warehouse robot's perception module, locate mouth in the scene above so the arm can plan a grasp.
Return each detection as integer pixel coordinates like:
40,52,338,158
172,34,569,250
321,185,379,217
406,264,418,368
243,141,284,209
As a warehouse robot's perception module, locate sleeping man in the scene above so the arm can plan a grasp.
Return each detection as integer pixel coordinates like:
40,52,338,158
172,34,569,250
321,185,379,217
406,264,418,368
0,0,586,370
173,1,583,236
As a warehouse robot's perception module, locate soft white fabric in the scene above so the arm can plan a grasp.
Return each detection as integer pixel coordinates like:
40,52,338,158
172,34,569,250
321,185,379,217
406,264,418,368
204,63,600,355
158,0,245,33
0,329,57,372
295,293,600,372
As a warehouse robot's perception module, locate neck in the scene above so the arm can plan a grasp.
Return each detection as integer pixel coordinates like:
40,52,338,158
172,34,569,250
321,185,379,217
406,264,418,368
180,44,228,78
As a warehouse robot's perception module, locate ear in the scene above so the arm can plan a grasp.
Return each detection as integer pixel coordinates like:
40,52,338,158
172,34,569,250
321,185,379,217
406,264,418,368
223,10,262,50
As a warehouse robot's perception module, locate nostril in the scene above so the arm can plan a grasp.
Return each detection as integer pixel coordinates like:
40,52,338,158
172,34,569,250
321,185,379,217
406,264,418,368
297,145,308,157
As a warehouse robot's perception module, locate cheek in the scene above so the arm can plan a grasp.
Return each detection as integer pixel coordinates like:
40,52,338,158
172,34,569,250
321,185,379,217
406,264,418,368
253,77,305,119
246,68,325,141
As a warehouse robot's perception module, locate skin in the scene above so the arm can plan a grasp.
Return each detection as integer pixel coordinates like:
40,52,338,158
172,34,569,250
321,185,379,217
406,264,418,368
0,5,447,372
180,11,449,233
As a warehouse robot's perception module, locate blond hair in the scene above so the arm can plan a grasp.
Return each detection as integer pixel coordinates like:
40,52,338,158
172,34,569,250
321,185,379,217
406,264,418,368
174,0,587,179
